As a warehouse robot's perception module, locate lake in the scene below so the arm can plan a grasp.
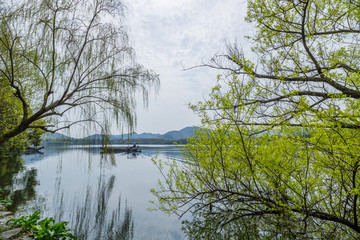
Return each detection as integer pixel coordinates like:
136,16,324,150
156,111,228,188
0,145,185,240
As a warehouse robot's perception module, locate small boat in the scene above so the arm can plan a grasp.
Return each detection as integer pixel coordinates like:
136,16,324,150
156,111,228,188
100,146,142,153
24,146,45,154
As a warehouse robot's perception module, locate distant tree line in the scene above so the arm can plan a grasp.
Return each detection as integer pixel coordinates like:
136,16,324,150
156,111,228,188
43,137,188,145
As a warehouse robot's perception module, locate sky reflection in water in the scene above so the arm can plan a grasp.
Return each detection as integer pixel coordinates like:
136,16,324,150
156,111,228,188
10,145,184,240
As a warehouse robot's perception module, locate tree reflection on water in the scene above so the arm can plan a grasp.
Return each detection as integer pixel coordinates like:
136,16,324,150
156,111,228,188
0,156,37,212
70,175,134,240
2,145,184,240
1,152,134,240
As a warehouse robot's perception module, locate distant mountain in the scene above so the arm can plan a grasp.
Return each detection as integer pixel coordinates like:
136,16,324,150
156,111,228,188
42,132,74,140
42,132,78,144
43,126,200,144
125,126,199,140
161,126,198,140
83,134,102,140
136,132,162,139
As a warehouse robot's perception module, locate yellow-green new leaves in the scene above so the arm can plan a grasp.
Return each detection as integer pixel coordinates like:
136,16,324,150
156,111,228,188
152,0,360,238
229,0,360,130
153,126,360,238
0,80,27,155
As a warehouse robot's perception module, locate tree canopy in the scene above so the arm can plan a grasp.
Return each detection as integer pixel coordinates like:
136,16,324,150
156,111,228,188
0,79,27,154
0,0,159,146
0,71,43,154
152,0,360,238
196,0,360,130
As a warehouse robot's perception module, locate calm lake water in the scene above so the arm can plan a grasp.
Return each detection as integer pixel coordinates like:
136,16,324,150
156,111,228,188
1,145,185,240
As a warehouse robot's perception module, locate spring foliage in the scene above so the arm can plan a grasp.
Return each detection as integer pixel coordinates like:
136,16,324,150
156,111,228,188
152,0,360,238
0,79,43,155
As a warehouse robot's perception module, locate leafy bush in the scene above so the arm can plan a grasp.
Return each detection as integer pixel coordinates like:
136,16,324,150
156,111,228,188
0,188,12,209
33,217,75,240
7,211,40,232
7,211,75,240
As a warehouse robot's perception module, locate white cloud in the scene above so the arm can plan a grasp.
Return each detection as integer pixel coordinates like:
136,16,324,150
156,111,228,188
120,0,250,134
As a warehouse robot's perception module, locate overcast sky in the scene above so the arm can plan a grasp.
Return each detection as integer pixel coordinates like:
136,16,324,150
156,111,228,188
123,0,250,134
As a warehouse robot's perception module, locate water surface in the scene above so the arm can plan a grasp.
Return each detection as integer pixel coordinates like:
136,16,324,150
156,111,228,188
2,145,184,240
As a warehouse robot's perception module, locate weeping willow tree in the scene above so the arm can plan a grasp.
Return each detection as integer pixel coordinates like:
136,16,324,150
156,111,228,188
152,0,360,238
0,0,159,145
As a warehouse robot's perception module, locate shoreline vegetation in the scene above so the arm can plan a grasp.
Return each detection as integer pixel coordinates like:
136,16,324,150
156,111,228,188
0,202,24,240
0,202,74,239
